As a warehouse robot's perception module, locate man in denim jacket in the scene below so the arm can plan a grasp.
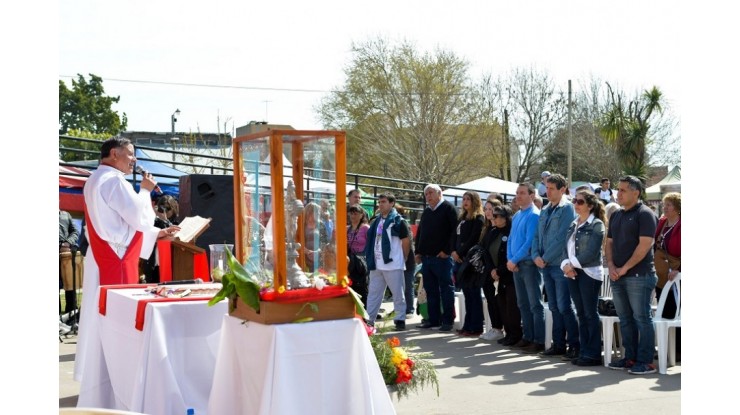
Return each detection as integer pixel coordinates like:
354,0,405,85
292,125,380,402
532,173,578,359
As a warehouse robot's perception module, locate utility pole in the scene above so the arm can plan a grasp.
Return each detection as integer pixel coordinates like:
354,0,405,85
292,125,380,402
504,109,511,181
567,80,573,188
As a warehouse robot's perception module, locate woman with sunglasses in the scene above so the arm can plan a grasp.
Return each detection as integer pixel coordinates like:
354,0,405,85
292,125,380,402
142,195,180,283
560,190,606,366
479,203,522,345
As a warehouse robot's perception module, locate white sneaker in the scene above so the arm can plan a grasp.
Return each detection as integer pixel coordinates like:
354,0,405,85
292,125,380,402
489,328,505,341
59,322,71,335
480,329,505,341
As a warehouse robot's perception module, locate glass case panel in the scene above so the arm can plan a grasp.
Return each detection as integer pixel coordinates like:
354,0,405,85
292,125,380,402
233,130,347,293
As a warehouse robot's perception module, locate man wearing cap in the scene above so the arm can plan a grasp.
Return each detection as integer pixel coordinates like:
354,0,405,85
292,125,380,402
538,171,551,199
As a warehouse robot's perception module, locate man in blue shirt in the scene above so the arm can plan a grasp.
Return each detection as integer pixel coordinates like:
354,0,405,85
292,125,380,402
531,173,578,359
507,183,544,353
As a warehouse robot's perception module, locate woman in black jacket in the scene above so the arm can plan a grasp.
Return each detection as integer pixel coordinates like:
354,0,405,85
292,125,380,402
452,192,485,336
481,203,522,346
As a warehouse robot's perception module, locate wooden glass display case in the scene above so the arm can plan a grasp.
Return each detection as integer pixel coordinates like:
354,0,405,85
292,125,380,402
230,130,355,323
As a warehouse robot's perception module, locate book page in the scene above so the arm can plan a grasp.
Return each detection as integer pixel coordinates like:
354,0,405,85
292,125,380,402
174,215,211,243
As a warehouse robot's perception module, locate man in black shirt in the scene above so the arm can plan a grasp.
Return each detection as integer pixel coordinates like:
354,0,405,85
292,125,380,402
606,175,658,375
414,184,458,331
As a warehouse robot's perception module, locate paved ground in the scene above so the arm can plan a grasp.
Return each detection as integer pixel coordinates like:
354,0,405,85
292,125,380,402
59,304,681,414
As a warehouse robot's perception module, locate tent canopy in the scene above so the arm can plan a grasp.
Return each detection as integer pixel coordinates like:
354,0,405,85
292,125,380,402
443,176,519,205
646,165,681,200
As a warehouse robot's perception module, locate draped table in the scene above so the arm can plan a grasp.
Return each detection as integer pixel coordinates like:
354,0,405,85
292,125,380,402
76,286,227,415
207,316,395,415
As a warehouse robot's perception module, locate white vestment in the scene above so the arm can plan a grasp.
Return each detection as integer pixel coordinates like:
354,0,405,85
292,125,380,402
73,165,160,382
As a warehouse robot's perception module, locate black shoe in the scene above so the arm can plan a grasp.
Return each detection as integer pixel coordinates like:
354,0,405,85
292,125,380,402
539,346,566,357
497,336,510,345
513,339,532,348
418,322,440,329
438,324,454,332
394,320,406,331
562,347,580,361
521,342,545,354
573,357,602,366
502,337,521,346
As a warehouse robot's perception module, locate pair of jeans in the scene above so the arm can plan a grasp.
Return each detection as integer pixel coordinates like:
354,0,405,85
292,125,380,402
610,272,658,364
367,269,406,325
421,256,455,326
513,260,545,344
542,265,579,350
567,270,602,360
404,264,416,314
462,286,484,332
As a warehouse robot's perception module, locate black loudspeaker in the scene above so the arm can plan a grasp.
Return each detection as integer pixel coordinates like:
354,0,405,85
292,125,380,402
178,175,235,256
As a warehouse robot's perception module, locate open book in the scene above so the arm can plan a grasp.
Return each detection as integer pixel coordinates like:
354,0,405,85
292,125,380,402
173,215,212,243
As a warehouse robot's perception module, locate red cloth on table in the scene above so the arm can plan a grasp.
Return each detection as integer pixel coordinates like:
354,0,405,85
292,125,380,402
98,284,156,315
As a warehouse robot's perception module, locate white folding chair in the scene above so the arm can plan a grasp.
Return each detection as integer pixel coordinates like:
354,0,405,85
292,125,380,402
654,272,681,374
600,313,622,366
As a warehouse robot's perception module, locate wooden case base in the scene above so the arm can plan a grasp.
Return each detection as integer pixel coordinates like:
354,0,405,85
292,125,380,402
229,294,356,324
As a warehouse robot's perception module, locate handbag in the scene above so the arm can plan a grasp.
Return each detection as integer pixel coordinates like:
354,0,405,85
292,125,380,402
348,251,368,277
598,297,618,316
654,247,681,289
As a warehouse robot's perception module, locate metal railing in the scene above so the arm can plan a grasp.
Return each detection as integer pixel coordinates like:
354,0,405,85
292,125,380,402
59,134,515,223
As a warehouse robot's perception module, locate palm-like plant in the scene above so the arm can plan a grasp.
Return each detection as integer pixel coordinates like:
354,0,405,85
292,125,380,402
601,83,663,185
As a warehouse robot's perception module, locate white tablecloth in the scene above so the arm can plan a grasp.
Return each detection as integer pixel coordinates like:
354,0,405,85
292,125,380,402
208,316,395,415
76,287,228,415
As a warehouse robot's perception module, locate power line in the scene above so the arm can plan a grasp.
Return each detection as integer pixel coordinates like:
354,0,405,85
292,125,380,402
59,74,333,94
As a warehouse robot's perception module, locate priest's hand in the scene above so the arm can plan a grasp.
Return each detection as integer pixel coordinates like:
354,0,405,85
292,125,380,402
158,225,181,239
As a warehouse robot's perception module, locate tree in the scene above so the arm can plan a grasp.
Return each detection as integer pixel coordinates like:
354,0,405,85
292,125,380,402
600,83,664,184
59,74,128,135
541,77,622,183
493,67,568,182
317,38,505,187
59,129,112,162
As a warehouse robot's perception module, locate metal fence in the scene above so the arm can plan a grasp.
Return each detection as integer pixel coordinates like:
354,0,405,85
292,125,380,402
59,134,515,224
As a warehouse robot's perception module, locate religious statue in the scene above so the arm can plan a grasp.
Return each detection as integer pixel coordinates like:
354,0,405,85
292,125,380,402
285,180,310,289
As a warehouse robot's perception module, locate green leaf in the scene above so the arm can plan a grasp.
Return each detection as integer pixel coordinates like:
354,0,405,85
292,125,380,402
347,287,369,319
224,246,261,312
208,272,234,307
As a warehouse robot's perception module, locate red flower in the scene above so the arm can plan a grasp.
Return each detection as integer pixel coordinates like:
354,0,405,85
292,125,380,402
387,337,401,348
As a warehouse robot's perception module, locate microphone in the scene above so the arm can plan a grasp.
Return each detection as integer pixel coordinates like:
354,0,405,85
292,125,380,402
135,165,162,193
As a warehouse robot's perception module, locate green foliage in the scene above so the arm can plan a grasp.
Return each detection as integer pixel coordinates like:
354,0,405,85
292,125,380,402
208,242,261,312
59,129,111,162
59,74,128,135
317,38,505,186
600,84,664,184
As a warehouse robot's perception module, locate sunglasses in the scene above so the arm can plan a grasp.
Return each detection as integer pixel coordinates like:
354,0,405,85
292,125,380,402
573,199,587,206
157,206,172,213
491,213,504,219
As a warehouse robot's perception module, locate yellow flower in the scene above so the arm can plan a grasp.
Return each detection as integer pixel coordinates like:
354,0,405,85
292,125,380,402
278,285,286,294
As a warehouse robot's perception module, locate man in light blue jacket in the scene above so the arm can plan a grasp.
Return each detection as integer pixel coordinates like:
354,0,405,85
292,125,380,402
507,183,543,353
532,173,578,360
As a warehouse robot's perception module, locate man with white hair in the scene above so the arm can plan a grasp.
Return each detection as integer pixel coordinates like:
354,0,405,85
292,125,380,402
538,171,551,198
414,184,459,331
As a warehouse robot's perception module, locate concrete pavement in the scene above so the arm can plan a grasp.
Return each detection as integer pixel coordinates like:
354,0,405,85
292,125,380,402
59,305,681,414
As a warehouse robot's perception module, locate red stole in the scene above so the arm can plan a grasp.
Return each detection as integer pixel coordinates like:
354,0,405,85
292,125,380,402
84,209,144,285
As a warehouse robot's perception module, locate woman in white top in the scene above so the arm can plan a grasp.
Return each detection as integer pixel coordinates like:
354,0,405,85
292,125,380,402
560,190,606,366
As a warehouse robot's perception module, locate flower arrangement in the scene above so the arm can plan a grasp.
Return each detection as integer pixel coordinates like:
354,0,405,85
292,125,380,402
369,325,439,400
